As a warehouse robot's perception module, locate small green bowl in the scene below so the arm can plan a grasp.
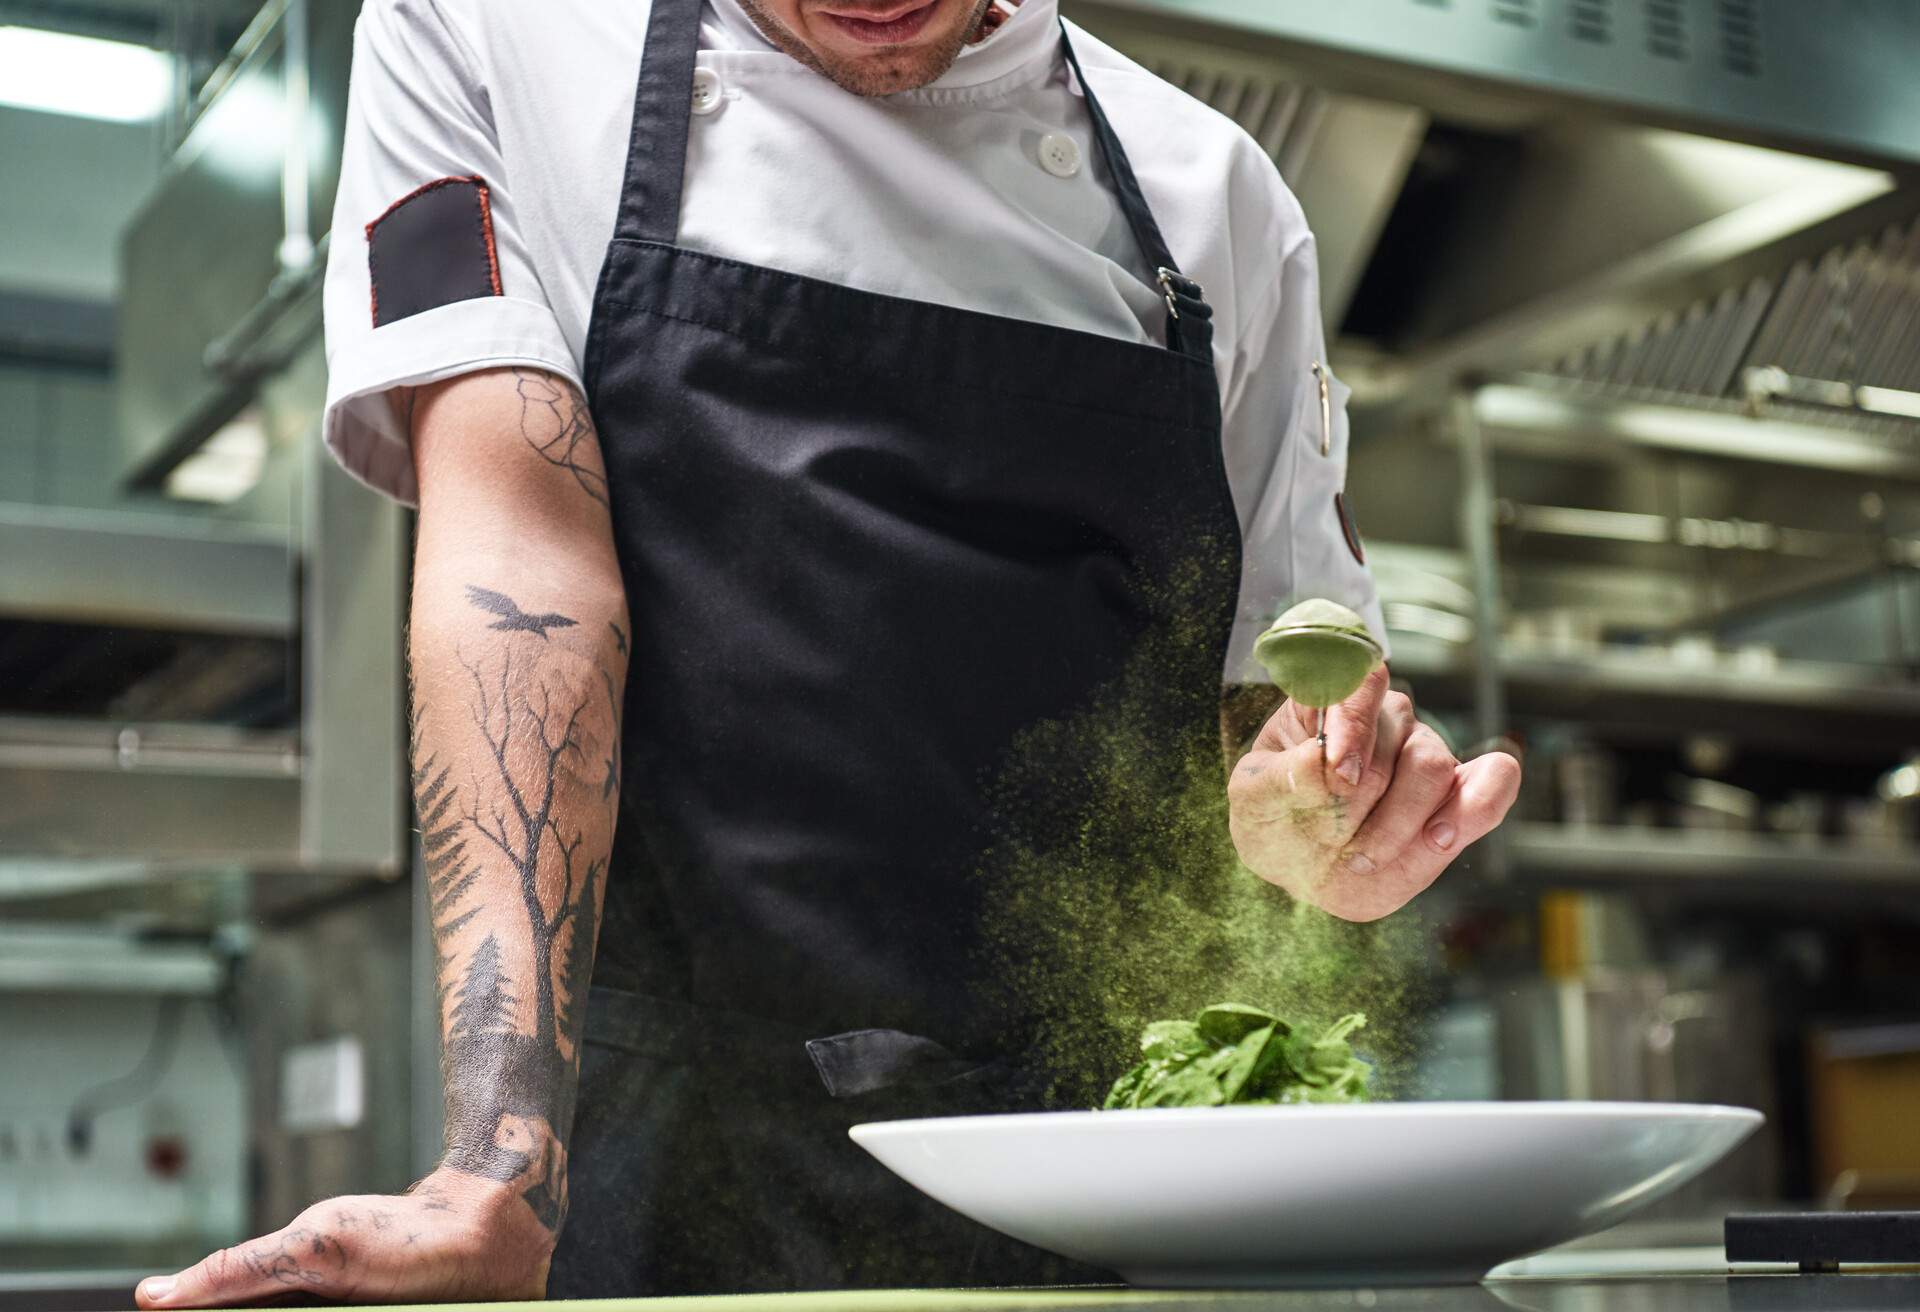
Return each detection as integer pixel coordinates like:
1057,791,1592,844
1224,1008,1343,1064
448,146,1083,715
1253,600,1384,709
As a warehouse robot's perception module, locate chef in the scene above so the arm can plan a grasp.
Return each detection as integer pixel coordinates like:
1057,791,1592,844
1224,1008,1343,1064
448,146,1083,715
135,0,1520,1304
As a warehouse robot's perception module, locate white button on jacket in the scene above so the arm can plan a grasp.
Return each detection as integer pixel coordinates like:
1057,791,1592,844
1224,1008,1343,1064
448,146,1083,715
690,66,724,115
321,0,1386,675
1036,131,1080,177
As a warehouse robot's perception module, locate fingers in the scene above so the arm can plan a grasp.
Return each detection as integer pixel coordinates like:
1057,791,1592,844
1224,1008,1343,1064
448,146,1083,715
1322,664,1391,796
1317,748,1522,923
1341,723,1458,874
138,1245,273,1309
1251,693,1317,752
1423,751,1523,857
1229,734,1352,902
1227,738,1334,826
1349,690,1416,812
138,1219,352,1308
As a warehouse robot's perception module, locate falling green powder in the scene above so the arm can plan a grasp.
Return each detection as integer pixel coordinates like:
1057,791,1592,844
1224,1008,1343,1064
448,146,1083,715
971,573,1434,1110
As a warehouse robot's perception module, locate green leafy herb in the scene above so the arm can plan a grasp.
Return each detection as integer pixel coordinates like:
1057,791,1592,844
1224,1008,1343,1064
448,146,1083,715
1101,1003,1371,1109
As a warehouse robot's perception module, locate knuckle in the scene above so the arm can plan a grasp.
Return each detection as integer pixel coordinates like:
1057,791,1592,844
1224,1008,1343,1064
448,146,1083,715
203,1246,241,1286
1385,690,1413,717
1484,751,1524,791
1407,731,1455,774
1226,765,1263,805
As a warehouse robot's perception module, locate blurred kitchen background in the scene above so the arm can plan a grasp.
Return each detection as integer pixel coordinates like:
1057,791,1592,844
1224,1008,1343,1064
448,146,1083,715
3,0,1919,1305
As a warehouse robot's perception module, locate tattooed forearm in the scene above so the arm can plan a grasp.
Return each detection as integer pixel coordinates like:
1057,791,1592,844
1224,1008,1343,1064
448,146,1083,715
409,577,626,1239
512,368,610,510
466,585,578,640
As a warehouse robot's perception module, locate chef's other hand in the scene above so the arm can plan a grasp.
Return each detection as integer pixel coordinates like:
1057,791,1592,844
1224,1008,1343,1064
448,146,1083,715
133,1168,551,1308
1227,665,1521,922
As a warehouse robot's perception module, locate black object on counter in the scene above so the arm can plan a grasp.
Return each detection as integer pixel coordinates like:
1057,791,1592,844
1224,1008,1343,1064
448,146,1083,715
1727,1212,1920,1270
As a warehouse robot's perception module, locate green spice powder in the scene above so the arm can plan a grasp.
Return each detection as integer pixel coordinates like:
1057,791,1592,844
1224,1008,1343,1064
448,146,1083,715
972,595,1432,1110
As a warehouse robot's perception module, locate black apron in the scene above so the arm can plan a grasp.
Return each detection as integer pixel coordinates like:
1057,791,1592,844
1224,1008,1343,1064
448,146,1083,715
548,0,1242,1293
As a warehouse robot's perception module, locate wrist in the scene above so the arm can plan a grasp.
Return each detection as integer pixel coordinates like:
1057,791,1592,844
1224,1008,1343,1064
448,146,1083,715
415,1165,562,1256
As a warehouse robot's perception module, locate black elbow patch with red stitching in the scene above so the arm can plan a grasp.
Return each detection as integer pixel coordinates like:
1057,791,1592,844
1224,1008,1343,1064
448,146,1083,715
366,176,503,327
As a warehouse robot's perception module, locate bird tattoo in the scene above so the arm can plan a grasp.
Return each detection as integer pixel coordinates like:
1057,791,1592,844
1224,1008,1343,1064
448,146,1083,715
465,586,578,640
608,621,628,657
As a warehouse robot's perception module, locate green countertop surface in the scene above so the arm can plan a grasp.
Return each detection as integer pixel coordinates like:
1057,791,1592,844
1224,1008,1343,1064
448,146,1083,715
350,1273,1920,1312
351,1294,1302,1312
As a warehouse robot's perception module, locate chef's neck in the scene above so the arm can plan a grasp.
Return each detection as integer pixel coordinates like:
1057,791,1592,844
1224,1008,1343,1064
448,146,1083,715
730,0,1019,96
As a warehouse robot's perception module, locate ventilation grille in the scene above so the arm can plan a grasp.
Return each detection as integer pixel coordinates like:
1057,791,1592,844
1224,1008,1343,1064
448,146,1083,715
1718,0,1760,77
1383,0,1762,76
1543,214,1920,435
1570,0,1614,45
1644,0,1687,60
1491,0,1539,29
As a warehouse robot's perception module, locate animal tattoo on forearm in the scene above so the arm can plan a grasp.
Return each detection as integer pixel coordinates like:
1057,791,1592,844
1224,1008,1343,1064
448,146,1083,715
409,588,627,1236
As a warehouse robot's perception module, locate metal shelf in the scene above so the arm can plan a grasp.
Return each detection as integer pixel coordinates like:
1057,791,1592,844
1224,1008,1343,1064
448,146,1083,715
0,718,304,866
0,927,225,995
1501,650,1920,717
1505,822,1920,890
1471,381,1920,483
1392,645,1920,736
0,503,291,634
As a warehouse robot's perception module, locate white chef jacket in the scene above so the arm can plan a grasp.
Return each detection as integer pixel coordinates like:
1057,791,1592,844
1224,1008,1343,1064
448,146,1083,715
319,0,1385,677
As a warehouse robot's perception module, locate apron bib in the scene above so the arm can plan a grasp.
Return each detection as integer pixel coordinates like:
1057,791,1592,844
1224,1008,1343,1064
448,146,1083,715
549,0,1243,1291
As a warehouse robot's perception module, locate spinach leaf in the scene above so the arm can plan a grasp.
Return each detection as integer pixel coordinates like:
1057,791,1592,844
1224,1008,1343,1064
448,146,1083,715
1140,1019,1207,1062
1195,1003,1283,1046
1101,1004,1371,1109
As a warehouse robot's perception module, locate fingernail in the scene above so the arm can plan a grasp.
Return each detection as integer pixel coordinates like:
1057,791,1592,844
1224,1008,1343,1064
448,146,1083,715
1343,851,1376,876
1337,754,1363,785
1429,822,1457,851
142,1278,175,1304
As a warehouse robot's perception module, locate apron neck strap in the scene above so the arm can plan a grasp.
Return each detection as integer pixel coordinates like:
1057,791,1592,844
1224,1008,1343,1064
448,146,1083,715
611,0,1214,361
614,0,704,246
1056,20,1211,362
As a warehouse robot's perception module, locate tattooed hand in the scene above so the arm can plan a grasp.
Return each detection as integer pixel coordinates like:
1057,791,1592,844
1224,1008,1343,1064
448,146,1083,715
1226,666,1520,922
138,368,631,1309
133,1170,553,1308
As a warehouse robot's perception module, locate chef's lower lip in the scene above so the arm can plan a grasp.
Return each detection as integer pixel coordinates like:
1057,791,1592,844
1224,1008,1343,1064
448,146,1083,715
819,0,940,44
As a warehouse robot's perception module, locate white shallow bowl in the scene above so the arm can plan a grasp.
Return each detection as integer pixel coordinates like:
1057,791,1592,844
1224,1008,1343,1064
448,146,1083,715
850,1102,1761,1288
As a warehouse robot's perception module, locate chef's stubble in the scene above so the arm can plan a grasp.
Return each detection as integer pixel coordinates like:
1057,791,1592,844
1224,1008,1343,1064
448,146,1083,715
733,0,999,97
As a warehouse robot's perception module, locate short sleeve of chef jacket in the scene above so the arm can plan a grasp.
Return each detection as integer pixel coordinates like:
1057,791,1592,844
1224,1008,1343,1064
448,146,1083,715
1220,228,1389,675
320,0,578,507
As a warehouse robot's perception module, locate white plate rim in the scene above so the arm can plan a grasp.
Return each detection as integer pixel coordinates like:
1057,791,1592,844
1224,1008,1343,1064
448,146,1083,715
849,1100,1766,1144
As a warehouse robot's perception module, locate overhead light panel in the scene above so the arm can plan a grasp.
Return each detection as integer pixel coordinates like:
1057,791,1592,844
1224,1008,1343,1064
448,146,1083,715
0,25,173,123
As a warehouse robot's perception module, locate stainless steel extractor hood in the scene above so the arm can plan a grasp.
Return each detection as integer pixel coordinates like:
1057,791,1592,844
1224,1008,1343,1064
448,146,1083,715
1062,0,1916,417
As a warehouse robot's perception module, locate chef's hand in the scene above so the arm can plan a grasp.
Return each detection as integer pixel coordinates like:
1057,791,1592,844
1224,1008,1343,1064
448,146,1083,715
133,1168,552,1308
1227,666,1520,922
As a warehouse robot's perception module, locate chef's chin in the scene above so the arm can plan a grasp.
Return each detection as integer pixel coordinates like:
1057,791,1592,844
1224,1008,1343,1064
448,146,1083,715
739,0,996,97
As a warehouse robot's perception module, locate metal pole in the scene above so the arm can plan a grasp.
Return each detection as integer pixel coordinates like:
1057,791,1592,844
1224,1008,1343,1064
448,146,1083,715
278,0,314,274
1453,387,1510,882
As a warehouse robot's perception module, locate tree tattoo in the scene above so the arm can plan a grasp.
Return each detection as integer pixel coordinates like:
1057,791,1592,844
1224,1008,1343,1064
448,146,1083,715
410,587,622,1239
512,368,609,511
